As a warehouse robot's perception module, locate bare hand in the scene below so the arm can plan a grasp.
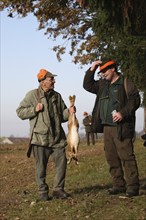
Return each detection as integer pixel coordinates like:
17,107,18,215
90,60,102,71
35,103,43,112
69,106,76,114
112,112,123,122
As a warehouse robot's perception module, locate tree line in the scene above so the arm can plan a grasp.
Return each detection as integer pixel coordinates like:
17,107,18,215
1,0,146,107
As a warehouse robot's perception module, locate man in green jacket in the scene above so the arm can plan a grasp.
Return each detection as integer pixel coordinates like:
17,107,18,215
83,59,140,197
16,69,75,201
83,112,95,146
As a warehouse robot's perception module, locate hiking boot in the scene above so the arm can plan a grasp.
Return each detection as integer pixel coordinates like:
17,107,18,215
126,190,139,197
108,187,126,195
39,193,52,201
53,189,70,199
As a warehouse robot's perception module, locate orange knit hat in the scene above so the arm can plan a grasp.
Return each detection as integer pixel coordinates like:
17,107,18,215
37,69,57,82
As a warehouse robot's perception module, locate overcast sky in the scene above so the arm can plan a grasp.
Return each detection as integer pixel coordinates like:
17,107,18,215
1,11,144,137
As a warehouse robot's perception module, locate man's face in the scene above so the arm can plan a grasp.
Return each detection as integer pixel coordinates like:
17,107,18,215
41,76,55,91
102,67,115,81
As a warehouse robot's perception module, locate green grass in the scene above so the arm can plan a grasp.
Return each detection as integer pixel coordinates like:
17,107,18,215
1,138,146,220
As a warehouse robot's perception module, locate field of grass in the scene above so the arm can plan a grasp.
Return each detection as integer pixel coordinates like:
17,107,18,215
0,138,146,220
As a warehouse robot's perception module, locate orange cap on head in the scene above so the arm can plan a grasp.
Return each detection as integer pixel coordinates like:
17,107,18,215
99,60,116,73
37,69,57,82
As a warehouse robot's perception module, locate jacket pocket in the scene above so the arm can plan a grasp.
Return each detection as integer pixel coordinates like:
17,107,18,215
118,121,135,140
32,130,49,146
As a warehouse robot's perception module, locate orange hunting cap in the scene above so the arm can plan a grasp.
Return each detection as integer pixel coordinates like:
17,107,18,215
98,60,116,73
37,69,57,82
83,112,88,116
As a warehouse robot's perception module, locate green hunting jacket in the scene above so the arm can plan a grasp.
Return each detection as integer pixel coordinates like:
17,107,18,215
16,87,69,148
83,68,140,141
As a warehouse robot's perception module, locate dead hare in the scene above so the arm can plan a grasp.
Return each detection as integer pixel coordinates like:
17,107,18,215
67,95,80,165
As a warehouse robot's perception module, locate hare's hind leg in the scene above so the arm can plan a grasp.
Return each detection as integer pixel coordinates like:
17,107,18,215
74,156,79,165
74,146,79,165
67,157,72,164
67,152,73,164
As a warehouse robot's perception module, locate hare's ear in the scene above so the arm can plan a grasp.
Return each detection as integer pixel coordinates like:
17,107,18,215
73,95,76,100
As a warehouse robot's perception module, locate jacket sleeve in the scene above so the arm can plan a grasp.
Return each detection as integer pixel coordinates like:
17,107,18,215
16,90,38,120
83,118,89,126
57,93,69,122
119,80,140,118
83,68,99,94
62,108,69,122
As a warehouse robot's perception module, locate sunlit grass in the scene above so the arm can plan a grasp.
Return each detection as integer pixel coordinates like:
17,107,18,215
1,138,146,220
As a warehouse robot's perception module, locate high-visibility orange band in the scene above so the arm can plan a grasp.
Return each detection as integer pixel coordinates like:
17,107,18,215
100,60,115,72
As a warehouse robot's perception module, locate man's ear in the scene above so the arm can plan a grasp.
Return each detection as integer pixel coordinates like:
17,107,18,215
112,67,116,72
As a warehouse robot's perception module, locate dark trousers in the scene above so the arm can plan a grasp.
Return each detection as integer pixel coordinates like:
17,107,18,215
33,145,67,195
86,132,95,145
104,126,139,191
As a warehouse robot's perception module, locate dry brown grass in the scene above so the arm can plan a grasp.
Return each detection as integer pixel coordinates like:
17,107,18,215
0,139,146,220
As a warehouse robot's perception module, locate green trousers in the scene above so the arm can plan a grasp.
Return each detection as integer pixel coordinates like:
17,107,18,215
104,126,139,191
33,145,67,194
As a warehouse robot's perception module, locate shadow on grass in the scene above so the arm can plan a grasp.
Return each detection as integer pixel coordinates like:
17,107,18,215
72,178,146,196
139,178,146,190
72,183,112,195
